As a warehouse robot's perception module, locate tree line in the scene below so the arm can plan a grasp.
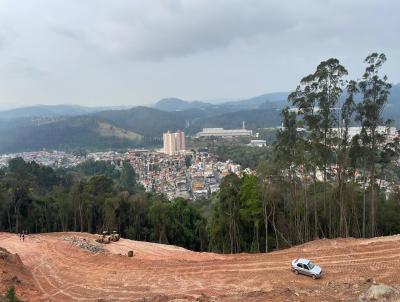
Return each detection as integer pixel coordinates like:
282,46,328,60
209,53,400,252
0,158,208,251
1,53,400,254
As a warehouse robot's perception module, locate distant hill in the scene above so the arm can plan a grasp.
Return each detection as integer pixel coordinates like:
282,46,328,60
0,104,126,120
0,86,398,153
152,92,288,113
153,98,212,112
384,83,400,123
95,106,190,136
0,116,143,153
221,92,288,110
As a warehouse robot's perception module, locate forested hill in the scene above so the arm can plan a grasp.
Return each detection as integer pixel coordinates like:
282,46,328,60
0,104,125,120
95,106,191,136
0,84,398,153
0,116,143,153
0,104,285,153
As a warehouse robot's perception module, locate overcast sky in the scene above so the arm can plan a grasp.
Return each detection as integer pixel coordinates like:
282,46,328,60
0,0,399,109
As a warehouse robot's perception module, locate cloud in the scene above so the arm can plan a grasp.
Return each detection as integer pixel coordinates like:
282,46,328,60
0,22,18,49
41,0,400,62
0,57,49,78
0,0,399,106
46,0,310,60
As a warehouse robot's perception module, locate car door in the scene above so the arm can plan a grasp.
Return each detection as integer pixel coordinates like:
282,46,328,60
303,264,311,276
297,263,305,275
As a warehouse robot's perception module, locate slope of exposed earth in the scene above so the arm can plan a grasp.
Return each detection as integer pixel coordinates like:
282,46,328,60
0,247,41,301
1,232,400,301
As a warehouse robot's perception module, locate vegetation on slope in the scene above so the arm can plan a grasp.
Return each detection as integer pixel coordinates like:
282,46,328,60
0,116,143,153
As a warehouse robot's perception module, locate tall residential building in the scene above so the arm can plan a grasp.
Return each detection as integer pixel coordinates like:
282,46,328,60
176,130,186,151
163,130,186,155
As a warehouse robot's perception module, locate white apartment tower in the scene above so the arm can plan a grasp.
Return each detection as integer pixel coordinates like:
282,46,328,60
163,130,186,155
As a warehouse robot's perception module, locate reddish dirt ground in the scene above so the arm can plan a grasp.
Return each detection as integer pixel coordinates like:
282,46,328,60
1,232,400,301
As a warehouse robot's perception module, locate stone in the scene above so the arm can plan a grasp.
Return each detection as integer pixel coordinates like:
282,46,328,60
62,236,105,253
365,284,398,300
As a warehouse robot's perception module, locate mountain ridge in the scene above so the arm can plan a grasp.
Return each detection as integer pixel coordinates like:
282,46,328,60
0,84,398,153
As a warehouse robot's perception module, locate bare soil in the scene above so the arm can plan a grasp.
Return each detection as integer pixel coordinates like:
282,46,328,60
1,232,400,301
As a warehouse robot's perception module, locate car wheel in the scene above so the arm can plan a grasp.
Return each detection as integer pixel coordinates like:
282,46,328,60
294,270,299,275
312,275,316,280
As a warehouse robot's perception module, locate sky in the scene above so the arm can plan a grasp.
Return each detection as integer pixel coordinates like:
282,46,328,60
0,0,399,109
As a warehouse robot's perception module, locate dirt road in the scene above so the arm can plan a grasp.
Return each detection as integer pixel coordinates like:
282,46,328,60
1,232,400,301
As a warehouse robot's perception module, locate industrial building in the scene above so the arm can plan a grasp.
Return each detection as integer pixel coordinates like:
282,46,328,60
196,127,252,138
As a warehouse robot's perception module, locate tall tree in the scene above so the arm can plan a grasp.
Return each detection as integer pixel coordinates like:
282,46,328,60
356,53,392,237
336,80,357,237
239,174,262,252
289,58,347,237
274,107,303,243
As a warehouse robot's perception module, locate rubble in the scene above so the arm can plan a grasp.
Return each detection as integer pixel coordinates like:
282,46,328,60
62,236,105,253
358,283,400,301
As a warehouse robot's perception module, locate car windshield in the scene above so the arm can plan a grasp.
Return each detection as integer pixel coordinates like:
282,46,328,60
308,261,315,269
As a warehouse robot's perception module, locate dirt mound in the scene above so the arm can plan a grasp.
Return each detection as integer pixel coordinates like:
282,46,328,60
1,232,400,301
0,246,41,301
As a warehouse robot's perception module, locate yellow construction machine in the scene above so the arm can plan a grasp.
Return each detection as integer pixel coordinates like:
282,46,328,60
95,230,120,244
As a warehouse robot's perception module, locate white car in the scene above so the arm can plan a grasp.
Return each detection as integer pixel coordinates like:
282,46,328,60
291,258,322,279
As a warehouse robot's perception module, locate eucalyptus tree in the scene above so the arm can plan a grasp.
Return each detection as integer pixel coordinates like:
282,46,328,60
336,80,357,237
274,107,305,243
257,160,291,251
239,174,262,252
208,174,242,253
289,78,321,239
356,53,392,237
288,58,348,237
311,59,348,237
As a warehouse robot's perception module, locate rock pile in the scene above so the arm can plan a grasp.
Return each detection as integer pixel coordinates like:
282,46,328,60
62,236,105,253
358,283,400,301
0,247,10,260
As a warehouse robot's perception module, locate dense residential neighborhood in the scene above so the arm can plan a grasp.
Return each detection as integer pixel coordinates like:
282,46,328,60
0,148,245,200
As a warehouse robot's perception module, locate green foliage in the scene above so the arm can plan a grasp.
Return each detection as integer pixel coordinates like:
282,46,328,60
184,155,192,167
0,158,209,251
215,145,271,169
120,161,137,192
75,160,120,180
208,174,243,253
0,116,143,154
6,287,21,302
378,194,400,235
239,175,262,252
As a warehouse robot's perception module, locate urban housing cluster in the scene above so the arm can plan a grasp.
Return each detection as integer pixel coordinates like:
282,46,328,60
0,130,247,200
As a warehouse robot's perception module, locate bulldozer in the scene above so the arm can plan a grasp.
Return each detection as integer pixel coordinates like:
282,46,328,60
95,230,120,244
110,231,120,242
95,231,111,244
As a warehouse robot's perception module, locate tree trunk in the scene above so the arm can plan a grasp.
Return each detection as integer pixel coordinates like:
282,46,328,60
263,201,269,253
362,163,367,238
313,172,318,239
370,164,376,237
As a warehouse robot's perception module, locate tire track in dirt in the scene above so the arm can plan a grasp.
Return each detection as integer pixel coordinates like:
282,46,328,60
2,232,400,301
